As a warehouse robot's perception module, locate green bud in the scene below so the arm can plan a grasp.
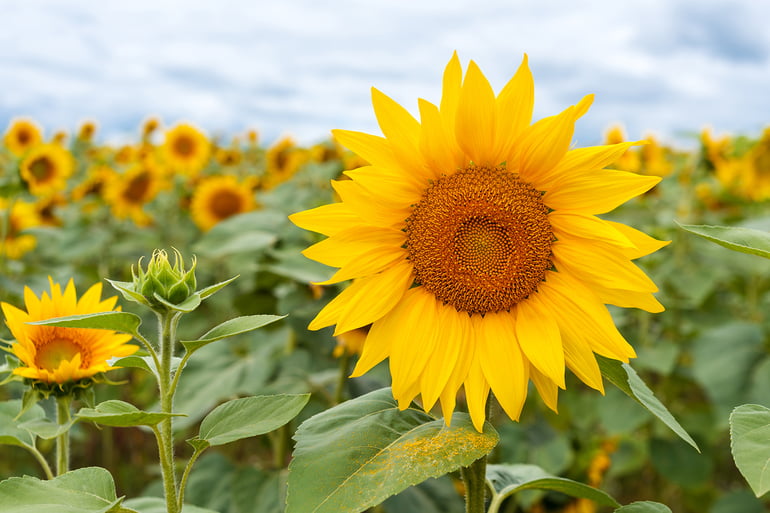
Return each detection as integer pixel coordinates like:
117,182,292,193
131,248,198,312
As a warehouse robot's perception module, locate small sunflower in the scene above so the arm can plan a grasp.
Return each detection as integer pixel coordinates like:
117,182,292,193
19,144,75,197
103,161,167,226
162,123,211,175
1,278,138,385
0,198,43,259
603,124,640,173
3,118,43,157
291,53,667,431
263,136,307,189
190,175,255,231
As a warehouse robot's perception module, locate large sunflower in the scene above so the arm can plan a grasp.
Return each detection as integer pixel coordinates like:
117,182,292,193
19,144,74,197
290,54,667,431
3,118,43,157
190,175,255,231
1,278,138,384
162,123,211,175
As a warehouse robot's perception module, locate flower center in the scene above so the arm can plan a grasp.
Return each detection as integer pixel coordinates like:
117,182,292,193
405,165,553,314
123,170,152,203
173,135,196,157
209,189,243,219
35,337,84,371
29,156,55,182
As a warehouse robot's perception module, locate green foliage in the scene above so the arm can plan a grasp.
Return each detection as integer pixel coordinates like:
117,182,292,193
286,387,499,513
180,314,287,353
678,223,770,259
76,400,184,427
614,502,672,513
730,404,770,497
27,311,143,338
0,467,125,513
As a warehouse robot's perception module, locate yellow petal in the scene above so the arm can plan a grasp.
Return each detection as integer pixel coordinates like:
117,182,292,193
439,311,475,423
418,99,464,178
371,88,421,159
302,225,405,268
420,301,464,411
544,169,661,214
315,245,407,285
552,240,659,293
539,141,639,191
331,179,411,228
477,311,529,421
493,54,534,164
455,60,497,165
529,364,559,412
331,129,398,170
440,52,463,130
605,220,671,259
518,106,576,184
345,165,424,208
334,260,415,335
464,354,490,432
596,286,665,313
549,212,635,248
515,294,565,388
289,203,361,236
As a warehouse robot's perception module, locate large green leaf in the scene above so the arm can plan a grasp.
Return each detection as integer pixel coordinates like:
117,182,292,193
122,497,218,513
678,223,770,259
27,312,142,337
180,315,287,353
195,394,310,447
0,400,45,448
730,404,770,497
0,467,124,513
597,356,699,451
286,387,498,513
485,464,620,511
76,400,183,427
111,355,185,382
614,502,673,513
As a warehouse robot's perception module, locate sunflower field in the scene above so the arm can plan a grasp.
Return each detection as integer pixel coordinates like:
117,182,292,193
0,55,769,513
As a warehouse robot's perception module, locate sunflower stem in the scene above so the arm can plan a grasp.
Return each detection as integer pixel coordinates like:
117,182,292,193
461,399,490,513
156,311,181,513
28,444,54,480
334,352,351,405
55,394,73,476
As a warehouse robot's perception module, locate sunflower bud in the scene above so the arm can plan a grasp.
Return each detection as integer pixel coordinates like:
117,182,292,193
132,249,197,311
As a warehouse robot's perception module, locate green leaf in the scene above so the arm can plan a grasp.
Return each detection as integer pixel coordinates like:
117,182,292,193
193,229,277,258
28,312,142,337
19,418,74,440
614,502,673,513
197,275,238,299
181,315,287,353
286,387,499,513
112,355,185,381
0,467,123,513
196,394,310,447
122,497,218,513
597,356,699,451
195,393,308,447
485,464,620,509
677,223,770,259
0,400,46,448
730,404,770,497
152,291,202,313
76,400,184,427
105,279,148,305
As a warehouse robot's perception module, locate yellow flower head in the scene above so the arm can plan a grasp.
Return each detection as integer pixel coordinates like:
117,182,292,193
290,53,667,431
1,278,138,384
77,120,98,141
0,198,43,259
162,122,211,175
263,136,308,188
190,175,255,231
103,160,167,226
19,144,75,197
3,118,43,157
603,124,640,173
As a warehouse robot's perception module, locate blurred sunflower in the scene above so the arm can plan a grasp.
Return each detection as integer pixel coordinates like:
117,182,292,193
718,127,770,201
1,278,138,385
639,133,673,178
291,53,666,431
3,118,43,157
263,136,307,188
0,198,42,259
162,123,210,175
19,144,75,197
603,124,640,173
103,161,167,226
190,175,255,231
76,120,97,142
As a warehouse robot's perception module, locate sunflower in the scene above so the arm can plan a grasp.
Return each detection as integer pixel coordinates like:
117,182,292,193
3,118,43,157
189,175,255,231
1,278,138,384
0,198,42,259
263,136,307,189
603,124,640,173
102,161,167,226
19,144,75,197
162,122,211,175
290,54,666,431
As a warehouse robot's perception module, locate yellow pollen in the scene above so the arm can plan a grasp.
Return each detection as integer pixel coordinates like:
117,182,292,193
35,337,86,371
405,165,553,314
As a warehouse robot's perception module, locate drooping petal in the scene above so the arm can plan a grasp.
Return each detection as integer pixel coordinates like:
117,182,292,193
464,353,491,432
420,301,464,411
529,365,559,412
439,311,476,424
515,294,565,388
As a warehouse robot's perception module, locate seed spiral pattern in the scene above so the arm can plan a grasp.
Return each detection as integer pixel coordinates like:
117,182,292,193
405,165,553,314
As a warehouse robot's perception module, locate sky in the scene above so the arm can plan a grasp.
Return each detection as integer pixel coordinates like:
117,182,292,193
1,0,768,148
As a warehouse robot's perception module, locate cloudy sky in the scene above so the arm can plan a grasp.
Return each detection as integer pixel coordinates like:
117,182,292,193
1,0,768,147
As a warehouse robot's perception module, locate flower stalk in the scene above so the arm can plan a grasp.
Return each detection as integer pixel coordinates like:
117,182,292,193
55,394,73,476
